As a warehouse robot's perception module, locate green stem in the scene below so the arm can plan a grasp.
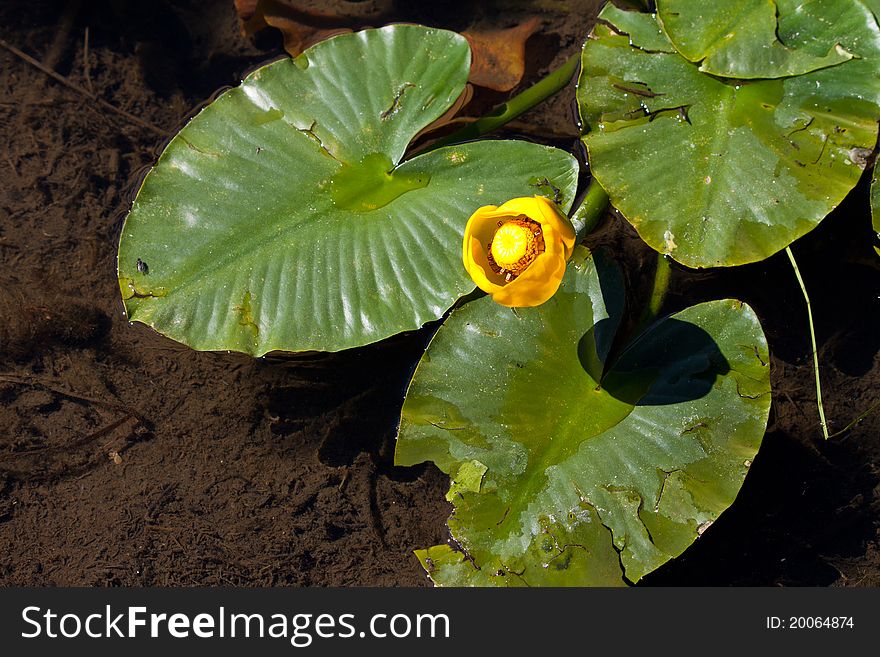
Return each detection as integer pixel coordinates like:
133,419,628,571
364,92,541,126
570,177,609,242
785,246,829,440
427,53,580,151
633,251,672,333
826,399,880,439
647,252,671,319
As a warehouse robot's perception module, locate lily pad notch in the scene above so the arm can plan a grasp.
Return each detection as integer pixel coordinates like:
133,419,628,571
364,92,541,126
118,25,579,355
396,248,772,586
579,2,880,268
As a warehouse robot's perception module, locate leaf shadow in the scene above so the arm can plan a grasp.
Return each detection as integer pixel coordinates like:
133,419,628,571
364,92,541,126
579,314,731,408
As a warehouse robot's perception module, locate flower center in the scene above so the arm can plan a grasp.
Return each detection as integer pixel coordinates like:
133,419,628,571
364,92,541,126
487,215,545,282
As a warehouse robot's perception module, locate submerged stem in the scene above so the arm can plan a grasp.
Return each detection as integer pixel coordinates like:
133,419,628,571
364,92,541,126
785,246,829,440
826,399,880,439
632,251,672,335
647,252,671,320
427,53,580,151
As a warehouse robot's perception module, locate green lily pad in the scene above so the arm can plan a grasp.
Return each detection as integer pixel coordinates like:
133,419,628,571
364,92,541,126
655,0,868,79
578,4,880,268
396,248,771,586
118,25,578,355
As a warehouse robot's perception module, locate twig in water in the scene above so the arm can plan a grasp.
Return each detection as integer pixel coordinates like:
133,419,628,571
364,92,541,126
0,36,164,137
83,26,93,94
0,373,149,425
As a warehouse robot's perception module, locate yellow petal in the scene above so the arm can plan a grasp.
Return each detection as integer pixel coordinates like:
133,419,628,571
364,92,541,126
489,242,566,307
465,234,505,294
492,196,544,219
463,205,506,294
533,195,576,258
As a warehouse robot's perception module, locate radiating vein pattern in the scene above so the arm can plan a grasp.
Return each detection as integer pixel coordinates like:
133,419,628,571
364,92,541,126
118,26,578,354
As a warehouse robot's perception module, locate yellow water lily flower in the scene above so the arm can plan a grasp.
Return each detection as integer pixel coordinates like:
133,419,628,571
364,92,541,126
462,196,576,307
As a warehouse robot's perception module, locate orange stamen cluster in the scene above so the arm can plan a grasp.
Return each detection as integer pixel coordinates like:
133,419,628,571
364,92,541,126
486,215,545,282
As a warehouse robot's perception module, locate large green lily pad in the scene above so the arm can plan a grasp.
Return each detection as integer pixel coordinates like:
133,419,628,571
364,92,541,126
579,4,880,268
396,248,771,586
655,0,870,79
118,25,578,355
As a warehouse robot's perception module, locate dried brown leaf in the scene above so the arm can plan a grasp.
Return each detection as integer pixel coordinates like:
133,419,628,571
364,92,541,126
235,0,392,56
463,17,542,92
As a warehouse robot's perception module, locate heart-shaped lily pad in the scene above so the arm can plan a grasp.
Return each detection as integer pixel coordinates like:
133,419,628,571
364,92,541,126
395,248,771,586
656,0,866,79
579,4,880,268
118,25,578,355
